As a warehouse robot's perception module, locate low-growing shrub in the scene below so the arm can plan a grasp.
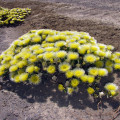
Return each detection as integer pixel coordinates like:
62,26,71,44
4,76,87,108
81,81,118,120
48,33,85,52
0,29,119,98
0,7,31,26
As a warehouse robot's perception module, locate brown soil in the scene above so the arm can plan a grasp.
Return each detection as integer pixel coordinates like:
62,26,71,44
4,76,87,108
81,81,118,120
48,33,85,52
0,0,120,120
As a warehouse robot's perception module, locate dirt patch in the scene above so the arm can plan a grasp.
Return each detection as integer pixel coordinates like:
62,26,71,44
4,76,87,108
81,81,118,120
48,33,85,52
0,0,120,120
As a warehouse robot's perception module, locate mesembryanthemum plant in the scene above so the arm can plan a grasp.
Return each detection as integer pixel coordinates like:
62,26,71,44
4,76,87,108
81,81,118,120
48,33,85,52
0,29,119,98
0,7,31,26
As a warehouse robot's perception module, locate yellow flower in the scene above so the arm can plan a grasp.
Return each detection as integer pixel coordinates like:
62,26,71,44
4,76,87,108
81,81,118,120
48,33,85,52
105,83,118,91
45,47,54,52
78,47,86,54
42,35,46,39
67,87,74,95
17,41,24,46
7,50,15,56
17,60,27,68
10,59,18,65
53,47,60,52
53,35,60,41
91,45,99,51
95,60,104,68
110,91,116,96
31,36,41,43
78,39,86,44
14,74,21,83
87,75,95,83
33,48,44,54
47,65,56,74
4,63,11,68
84,54,96,63
42,43,54,48
82,45,91,51
0,55,3,61
55,41,66,47
30,33,35,38
0,65,6,71
23,38,30,44
67,52,79,60
69,38,76,42
114,59,120,63
9,65,18,72
34,66,40,73
114,63,120,70
98,43,106,49
47,43,54,47
59,62,71,72
68,42,79,49
87,87,95,94
71,78,80,87
65,70,73,78
26,65,35,73
4,55,13,61
46,36,54,42
98,68,108,76
58,84,65,91
56,51,67,58
114,52,120,57
88,67,98,76
21,47,30,52
60,35,67,41
43,52,55,61
37,54,43,60
96,51,106,57
29,30,37,33
19,73,29,82
110,54,117,61
30,45,40,50
13,40,20,46
1,59,6,64
29,74,41,85
83,35,91,39
73,68,85,78
43,30,50,35
22,53,31,59
29,55,37,63
80,75,88,82
37,30,43,35
107,45,114,50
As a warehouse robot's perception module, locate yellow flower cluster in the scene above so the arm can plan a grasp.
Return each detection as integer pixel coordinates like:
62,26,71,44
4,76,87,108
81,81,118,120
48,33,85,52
0,29,119,97
105,83,118,96
0,7,31,26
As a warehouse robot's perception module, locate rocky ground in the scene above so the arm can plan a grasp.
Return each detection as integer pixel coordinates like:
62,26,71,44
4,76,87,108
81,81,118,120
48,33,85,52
0,0,120,120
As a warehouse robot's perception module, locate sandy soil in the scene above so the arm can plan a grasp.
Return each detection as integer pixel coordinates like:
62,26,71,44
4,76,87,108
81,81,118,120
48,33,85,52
40,0,120,27
0,0,120,120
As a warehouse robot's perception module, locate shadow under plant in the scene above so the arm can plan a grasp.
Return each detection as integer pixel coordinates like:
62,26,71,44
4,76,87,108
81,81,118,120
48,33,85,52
0,72,119,110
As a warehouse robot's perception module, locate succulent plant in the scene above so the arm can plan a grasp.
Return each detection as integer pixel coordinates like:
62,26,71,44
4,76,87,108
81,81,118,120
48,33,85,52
0,29,119,98
0,7,31,26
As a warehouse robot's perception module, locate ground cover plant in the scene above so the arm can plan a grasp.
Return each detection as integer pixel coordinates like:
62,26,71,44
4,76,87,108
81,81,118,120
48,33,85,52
0,29,119,98
0,7,31,26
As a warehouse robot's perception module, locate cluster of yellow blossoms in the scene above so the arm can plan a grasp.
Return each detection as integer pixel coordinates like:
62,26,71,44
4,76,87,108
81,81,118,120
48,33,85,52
0,7,31,26
0,29,119,97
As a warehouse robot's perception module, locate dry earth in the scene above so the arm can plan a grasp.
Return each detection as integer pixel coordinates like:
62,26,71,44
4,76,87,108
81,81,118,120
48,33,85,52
0,0,120,120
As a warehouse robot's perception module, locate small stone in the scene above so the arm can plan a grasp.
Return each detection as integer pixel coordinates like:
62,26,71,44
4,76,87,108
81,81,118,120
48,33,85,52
52,76,57,81
99,92,105,98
